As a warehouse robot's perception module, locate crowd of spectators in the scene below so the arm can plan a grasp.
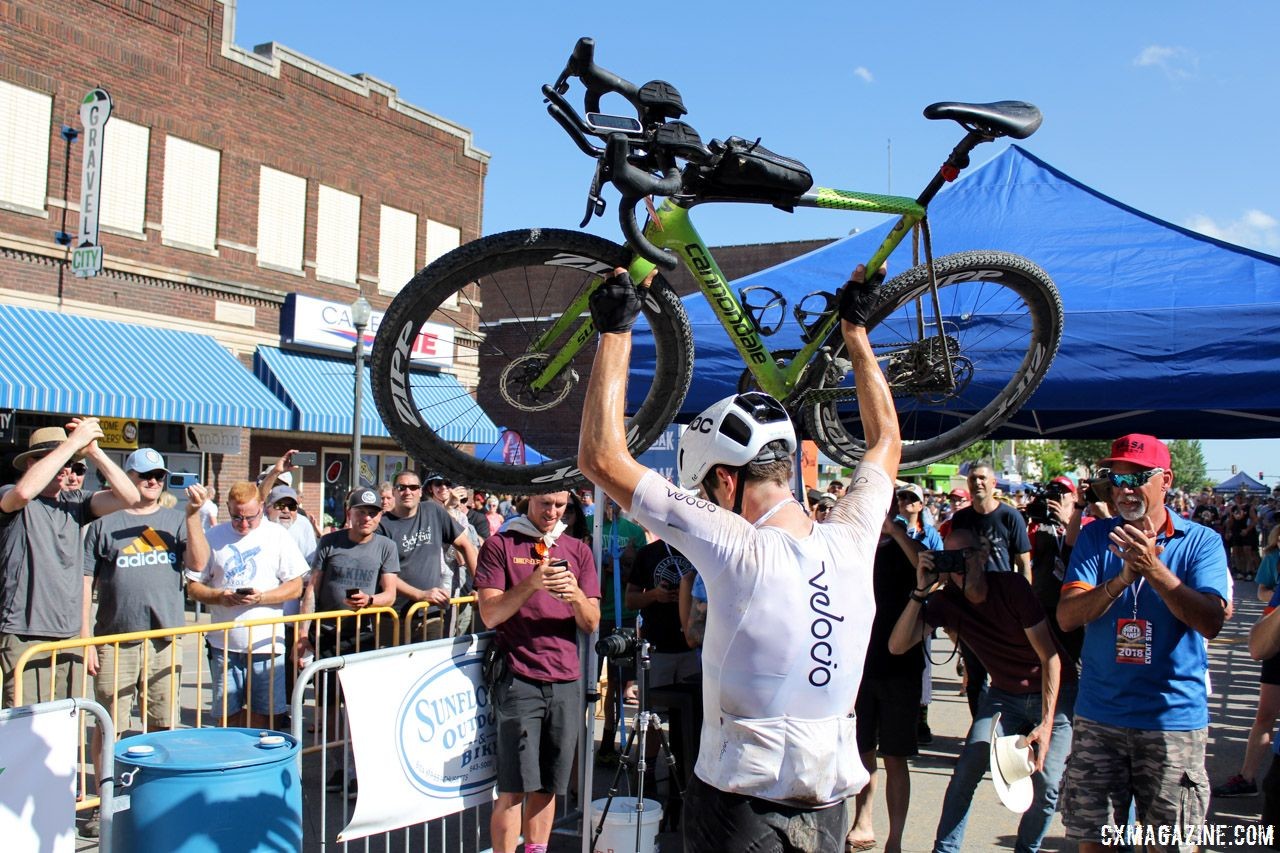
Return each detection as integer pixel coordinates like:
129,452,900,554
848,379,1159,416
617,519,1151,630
9,413,1280,850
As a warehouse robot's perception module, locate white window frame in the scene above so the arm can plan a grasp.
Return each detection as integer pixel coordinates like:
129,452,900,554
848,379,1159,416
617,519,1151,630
257,166,306,273
0,80,53,216
316,184,361,285
99,117,149,236
378,204,418,295
161,135,220,253
426,219,462,307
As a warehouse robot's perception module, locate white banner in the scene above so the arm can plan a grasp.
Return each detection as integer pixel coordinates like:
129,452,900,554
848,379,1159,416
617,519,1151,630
337,635,497,841
282,293,455,368
0,706,79,852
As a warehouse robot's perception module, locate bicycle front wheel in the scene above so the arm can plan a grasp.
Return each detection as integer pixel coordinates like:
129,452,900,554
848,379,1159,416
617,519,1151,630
370,228,693,493
801,250,1063,468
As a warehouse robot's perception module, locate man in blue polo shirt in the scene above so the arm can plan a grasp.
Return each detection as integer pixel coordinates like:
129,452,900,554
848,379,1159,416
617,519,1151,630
1057,434,1229,853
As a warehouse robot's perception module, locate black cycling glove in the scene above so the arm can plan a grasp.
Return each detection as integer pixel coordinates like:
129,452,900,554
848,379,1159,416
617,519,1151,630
838,267,885,327
589,270,644,334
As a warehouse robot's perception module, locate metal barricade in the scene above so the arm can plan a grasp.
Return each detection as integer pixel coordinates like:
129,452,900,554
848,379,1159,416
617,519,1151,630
401,594,478,644
9,606,399,828
289,633,490,852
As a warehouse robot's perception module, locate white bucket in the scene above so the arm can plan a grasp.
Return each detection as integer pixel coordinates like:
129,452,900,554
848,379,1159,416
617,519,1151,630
591,796,663,853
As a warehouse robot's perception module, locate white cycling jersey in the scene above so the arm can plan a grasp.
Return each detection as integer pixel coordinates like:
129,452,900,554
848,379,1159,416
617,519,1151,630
630,465,891,807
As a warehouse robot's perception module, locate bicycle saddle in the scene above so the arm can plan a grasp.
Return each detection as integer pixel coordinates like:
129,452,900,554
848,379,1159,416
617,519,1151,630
923,101,1042,140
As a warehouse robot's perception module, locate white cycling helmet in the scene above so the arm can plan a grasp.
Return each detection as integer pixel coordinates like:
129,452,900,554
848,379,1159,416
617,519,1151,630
677,392,797,489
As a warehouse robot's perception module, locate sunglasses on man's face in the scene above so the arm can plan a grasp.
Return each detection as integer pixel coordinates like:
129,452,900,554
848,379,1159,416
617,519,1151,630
1097,467,1164,489
274,501,298,511
66,462,87,476
136,470,167,483
394,483,422,491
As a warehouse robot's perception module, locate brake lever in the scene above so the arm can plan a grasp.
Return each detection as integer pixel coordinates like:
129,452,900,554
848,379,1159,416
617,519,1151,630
580,160,608,228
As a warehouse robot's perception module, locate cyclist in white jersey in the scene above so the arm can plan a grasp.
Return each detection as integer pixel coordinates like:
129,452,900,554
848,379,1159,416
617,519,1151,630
580,264,901,853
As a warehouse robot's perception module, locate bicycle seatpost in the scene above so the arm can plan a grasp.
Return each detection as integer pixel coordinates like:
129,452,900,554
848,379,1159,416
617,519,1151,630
916,131,985,207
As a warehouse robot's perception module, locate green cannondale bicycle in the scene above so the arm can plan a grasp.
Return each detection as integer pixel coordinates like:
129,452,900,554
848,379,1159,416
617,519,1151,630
371,38,1064,492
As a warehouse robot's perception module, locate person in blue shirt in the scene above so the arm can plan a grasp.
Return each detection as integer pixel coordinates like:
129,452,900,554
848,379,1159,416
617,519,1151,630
1057,434,1229,853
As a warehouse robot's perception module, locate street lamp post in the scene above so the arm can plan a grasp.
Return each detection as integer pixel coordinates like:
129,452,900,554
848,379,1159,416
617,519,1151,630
350,295,373,493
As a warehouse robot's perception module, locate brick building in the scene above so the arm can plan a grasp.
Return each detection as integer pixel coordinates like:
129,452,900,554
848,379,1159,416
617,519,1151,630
0,0,493,524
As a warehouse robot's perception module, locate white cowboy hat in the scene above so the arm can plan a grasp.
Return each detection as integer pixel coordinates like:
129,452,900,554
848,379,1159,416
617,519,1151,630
989,712,1035,813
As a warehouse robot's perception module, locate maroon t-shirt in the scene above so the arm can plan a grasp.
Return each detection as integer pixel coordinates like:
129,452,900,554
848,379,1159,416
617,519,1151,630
924,571,1077,694
474,529,600,683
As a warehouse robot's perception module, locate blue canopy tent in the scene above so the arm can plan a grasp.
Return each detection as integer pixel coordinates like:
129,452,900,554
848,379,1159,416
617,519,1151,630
631,146,1280,439
1213,471,1270,495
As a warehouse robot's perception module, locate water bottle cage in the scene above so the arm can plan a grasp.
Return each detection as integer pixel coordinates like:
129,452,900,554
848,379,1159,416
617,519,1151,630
794,291,839,342
738,285,787,336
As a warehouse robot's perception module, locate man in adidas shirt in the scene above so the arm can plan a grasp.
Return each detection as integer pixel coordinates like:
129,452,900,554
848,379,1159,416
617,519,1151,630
580,265,900,852
81,448,210,813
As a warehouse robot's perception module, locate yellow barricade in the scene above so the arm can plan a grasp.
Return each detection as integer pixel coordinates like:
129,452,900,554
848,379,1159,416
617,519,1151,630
10,606,399,815
401,593,478,644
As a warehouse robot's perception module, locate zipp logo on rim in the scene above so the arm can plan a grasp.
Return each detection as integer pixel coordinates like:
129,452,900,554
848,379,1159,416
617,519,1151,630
389,319,420,427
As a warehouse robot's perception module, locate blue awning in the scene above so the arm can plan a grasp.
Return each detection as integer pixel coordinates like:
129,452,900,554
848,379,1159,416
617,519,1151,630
0,305,292,429
254,346,499,443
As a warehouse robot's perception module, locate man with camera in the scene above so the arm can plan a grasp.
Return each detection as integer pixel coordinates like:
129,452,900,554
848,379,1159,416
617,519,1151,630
475,491,600,853
578,264,899,852
888,527,1075,853
1056,435,1229,853
948,461,1033,716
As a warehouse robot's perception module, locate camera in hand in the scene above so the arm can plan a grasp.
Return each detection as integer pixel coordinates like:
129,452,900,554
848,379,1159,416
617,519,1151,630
924,549,967,579
595,626,639,659
1024,479,1073,524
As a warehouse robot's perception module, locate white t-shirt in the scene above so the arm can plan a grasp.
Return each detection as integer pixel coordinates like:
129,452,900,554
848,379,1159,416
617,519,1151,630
630,464,891,807
198,500,217,531
187,519,309,653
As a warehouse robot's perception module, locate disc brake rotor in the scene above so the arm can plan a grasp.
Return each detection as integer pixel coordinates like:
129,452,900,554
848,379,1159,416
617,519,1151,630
499,353,578,412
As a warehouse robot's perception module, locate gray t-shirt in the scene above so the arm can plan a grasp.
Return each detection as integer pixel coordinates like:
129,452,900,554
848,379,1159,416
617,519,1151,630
311,530,400,612
83,506,188,634
377,503,462,610
0,486,94,638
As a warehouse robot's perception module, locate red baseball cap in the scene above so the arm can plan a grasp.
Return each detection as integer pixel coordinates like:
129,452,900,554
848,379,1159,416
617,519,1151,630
1050,475,1077,493
1100,434,1171,470
948,488,971,501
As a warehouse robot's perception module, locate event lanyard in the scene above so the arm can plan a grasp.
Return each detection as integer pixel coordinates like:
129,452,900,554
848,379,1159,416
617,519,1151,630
1130,577,1145,620
754,497,799,528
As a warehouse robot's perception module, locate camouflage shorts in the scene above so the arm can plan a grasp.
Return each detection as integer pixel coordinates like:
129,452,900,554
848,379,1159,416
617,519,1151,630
1060,716,1209,852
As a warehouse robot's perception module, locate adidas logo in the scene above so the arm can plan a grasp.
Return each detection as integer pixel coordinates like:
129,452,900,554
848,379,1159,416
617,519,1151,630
116,528,179,568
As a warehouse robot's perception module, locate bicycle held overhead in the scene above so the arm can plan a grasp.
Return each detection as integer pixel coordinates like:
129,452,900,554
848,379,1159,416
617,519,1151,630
371,38,1064,493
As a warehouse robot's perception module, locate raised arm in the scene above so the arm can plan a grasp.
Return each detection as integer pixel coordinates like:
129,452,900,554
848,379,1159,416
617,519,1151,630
257,450,299,505
184,484,211,572
578,269,658,513
839,266,900,480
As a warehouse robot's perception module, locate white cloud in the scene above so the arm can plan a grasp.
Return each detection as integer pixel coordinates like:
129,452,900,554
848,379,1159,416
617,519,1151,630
1184,210,1280,253
853,66,873,84
1133,44,1198,80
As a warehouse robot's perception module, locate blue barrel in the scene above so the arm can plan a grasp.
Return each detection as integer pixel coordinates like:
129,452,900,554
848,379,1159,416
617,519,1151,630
113,728,302,852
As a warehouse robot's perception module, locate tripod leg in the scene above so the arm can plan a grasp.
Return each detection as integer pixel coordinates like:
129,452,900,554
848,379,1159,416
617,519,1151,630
590,719,641,853
645,716,686,832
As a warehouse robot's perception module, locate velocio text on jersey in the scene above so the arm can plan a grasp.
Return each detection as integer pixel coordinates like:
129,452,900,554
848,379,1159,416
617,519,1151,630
807,563,844,687
684,244,766,365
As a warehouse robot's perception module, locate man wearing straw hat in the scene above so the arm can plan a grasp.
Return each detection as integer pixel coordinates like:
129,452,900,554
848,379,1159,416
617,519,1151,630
0,419,140,707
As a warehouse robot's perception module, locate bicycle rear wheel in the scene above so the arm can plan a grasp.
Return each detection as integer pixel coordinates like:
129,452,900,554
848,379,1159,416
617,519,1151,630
800,250,1062,467
370,228,693,493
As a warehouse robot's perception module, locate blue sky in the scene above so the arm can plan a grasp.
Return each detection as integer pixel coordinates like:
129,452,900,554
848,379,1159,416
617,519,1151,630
231,1,1280,483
